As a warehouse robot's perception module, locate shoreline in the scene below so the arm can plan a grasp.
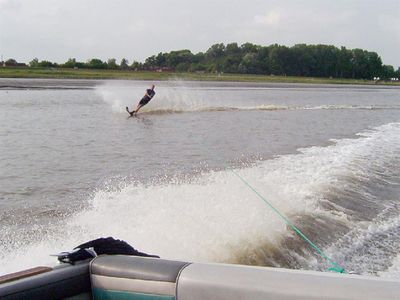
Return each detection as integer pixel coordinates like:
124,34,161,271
1,67,399,87
2,77,400,91
0,67,400,86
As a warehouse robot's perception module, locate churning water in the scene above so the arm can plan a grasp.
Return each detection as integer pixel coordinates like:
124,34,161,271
0,78,399,277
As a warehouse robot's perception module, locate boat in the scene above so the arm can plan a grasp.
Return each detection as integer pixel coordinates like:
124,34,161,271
1,254,400,299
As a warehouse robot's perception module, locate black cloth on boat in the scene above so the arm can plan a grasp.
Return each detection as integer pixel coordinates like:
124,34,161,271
57,237,159,264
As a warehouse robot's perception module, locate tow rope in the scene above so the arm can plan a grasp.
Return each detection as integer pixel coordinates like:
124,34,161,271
231,169,345,273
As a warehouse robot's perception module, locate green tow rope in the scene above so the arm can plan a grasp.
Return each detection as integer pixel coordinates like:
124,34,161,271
231,169,345,274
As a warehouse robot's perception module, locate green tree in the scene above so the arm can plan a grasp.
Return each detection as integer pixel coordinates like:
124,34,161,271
291,44,314,76
225,43,241,56
268,45,291,75
87,58,106,69
166,50,193,67
120,58,129,70
38,60,56,68
176,62,189,72
240,42,259,54
62,58,76,68
337,47,352,78
29,58,39,67
238,53,258,74
5,58,17,66
144,55,157,69
61,58,85,68
33,41,389,79
107,58,118,69
351,49,369,78
130,61,142,70
366,52,383,79
256,46,270,75
381,65,395,79
312,45,339,77
155,52,167,67
192,52,205,65
188,63,207,72
223,43,242,73
222,56,240,73
206,43,225,60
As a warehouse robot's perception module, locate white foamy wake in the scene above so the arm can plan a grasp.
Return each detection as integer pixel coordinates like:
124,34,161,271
95,81,217,114
325,209,400,276
1,122,399,276
380,254,400,279
96,81,400,114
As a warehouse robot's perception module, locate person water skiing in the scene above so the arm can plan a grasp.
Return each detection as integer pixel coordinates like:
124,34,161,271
126,84,156,116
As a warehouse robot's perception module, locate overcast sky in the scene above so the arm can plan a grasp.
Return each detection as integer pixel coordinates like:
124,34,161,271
0,0,399,67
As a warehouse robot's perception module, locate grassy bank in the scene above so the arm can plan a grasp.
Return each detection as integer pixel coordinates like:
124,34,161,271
1,67,399,86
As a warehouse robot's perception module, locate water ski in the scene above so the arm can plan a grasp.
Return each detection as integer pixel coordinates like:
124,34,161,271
126,107,135,117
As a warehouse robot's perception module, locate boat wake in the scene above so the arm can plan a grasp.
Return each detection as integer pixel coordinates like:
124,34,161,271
96,81,400,115
124,104,399,115
1,122,399,277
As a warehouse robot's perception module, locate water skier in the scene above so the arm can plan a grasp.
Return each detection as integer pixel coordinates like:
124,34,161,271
126,84,156,116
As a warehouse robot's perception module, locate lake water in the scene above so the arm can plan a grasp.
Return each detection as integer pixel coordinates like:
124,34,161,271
1,78,400,277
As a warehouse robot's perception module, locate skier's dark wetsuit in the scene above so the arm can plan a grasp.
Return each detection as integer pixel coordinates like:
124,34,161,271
139,89,156,106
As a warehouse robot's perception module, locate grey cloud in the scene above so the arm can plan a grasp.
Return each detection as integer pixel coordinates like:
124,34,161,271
0,0,398,67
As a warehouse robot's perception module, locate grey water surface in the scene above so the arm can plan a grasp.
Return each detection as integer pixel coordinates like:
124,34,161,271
1,78,399,276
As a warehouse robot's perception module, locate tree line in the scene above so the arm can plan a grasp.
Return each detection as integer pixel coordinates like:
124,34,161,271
144,43,399,80
2,42,399,80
